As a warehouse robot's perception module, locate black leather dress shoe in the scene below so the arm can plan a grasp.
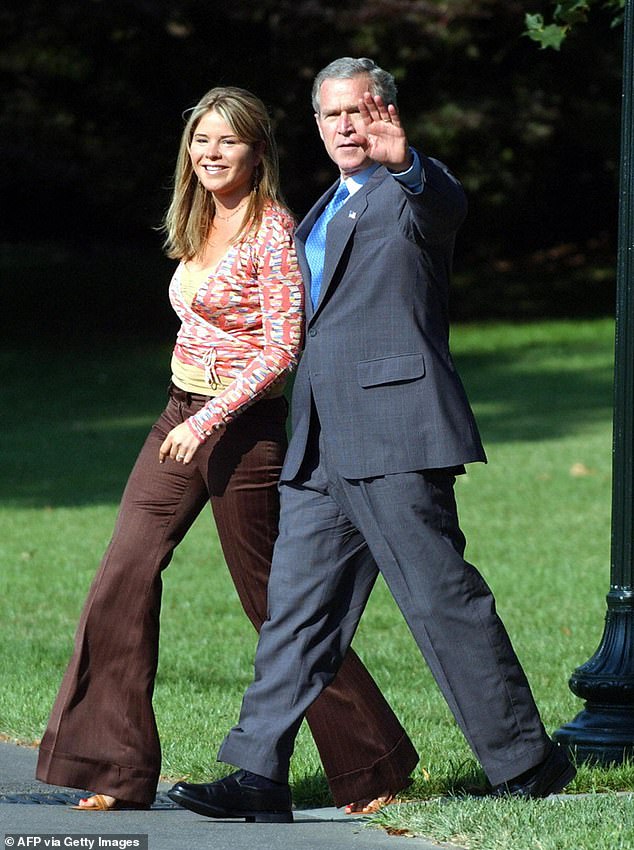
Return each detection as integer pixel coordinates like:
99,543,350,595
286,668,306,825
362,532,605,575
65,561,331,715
490,743,576,799
167,770,293,823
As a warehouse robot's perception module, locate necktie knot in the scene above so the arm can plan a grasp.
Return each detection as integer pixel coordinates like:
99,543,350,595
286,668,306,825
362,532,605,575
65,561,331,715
305,182,350,308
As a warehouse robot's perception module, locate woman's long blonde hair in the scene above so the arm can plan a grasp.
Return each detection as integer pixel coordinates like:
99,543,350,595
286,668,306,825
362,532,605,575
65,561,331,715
162,86,288,261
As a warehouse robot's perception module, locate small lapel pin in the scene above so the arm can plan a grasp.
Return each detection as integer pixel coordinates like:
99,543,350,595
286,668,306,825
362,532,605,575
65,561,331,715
348,211,357,219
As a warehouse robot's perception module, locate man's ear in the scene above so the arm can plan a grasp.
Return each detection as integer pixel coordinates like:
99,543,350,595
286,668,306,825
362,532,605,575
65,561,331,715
315,113,324,143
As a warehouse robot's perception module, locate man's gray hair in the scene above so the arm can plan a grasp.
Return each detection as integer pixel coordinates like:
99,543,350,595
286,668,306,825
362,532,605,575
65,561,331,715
311,57,398,114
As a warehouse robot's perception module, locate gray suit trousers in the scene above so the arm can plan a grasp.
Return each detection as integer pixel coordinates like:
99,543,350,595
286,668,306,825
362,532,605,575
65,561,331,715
218,430,551,787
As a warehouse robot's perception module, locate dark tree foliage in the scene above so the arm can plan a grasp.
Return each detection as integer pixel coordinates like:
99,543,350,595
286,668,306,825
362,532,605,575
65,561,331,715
0,0,623,325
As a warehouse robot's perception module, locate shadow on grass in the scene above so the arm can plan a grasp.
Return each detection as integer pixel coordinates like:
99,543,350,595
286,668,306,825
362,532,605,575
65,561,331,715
1,344,170,507
457,345,613,444
1,324,614,508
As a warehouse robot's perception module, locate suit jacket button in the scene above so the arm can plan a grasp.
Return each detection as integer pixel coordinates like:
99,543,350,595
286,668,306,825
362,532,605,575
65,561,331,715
309,328,317,337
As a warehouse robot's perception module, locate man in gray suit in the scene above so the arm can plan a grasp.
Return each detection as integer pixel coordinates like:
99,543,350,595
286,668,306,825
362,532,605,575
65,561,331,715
169,58,576,823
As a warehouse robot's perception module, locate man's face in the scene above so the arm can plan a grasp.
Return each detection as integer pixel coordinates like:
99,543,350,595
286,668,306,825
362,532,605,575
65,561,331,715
315,75,374,177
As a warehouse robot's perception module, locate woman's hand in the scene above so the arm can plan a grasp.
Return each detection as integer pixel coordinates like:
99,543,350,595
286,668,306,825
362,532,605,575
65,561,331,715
158,421,224,465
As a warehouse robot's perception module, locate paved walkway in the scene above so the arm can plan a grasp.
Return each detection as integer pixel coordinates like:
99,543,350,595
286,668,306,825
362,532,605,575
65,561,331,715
0,742,452,850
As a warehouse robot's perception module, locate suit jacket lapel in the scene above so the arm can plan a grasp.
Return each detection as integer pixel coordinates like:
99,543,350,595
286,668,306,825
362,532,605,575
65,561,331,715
317,168,385,313
296,183,336,248
296,183,337,320
319,190,368,298
297,168,387,320
295,184,337,321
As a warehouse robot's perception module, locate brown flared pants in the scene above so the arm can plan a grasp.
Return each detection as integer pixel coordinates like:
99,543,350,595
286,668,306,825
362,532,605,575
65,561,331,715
36,385,418,806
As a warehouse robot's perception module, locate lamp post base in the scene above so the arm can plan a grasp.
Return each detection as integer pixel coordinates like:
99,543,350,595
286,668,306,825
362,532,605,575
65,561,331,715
554,703,634,764
554,591,634,764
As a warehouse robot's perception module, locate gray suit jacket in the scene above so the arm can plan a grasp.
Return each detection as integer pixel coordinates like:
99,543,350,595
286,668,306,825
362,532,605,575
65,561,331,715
282,153,486,481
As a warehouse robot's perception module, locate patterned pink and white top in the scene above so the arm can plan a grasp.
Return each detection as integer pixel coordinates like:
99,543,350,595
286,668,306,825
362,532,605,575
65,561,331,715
169,203,304,442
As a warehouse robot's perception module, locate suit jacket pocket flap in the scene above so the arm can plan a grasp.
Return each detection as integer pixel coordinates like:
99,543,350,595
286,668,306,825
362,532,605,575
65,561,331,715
357,353,425,388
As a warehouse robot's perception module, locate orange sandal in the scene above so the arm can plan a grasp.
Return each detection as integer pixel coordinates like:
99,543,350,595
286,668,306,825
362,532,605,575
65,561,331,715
72,794,149,811
345,793,395,815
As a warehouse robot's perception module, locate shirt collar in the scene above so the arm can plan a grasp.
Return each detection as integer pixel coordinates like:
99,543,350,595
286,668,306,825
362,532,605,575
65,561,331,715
341,163,381,197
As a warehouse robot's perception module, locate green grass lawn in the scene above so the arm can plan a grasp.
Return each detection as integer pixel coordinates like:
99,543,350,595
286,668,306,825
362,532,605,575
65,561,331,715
1,317,630,849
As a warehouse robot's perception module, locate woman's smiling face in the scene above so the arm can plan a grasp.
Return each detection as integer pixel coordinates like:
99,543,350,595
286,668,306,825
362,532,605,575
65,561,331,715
189,110,261,203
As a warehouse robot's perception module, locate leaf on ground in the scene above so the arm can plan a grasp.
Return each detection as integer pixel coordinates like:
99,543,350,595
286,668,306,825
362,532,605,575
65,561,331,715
570,462,594,476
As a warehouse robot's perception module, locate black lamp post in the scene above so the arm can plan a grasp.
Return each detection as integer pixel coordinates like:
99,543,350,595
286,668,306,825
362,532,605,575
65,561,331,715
554,0,634,762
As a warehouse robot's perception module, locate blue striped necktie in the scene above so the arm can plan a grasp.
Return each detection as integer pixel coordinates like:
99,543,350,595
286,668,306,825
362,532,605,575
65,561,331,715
305,181,350,308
